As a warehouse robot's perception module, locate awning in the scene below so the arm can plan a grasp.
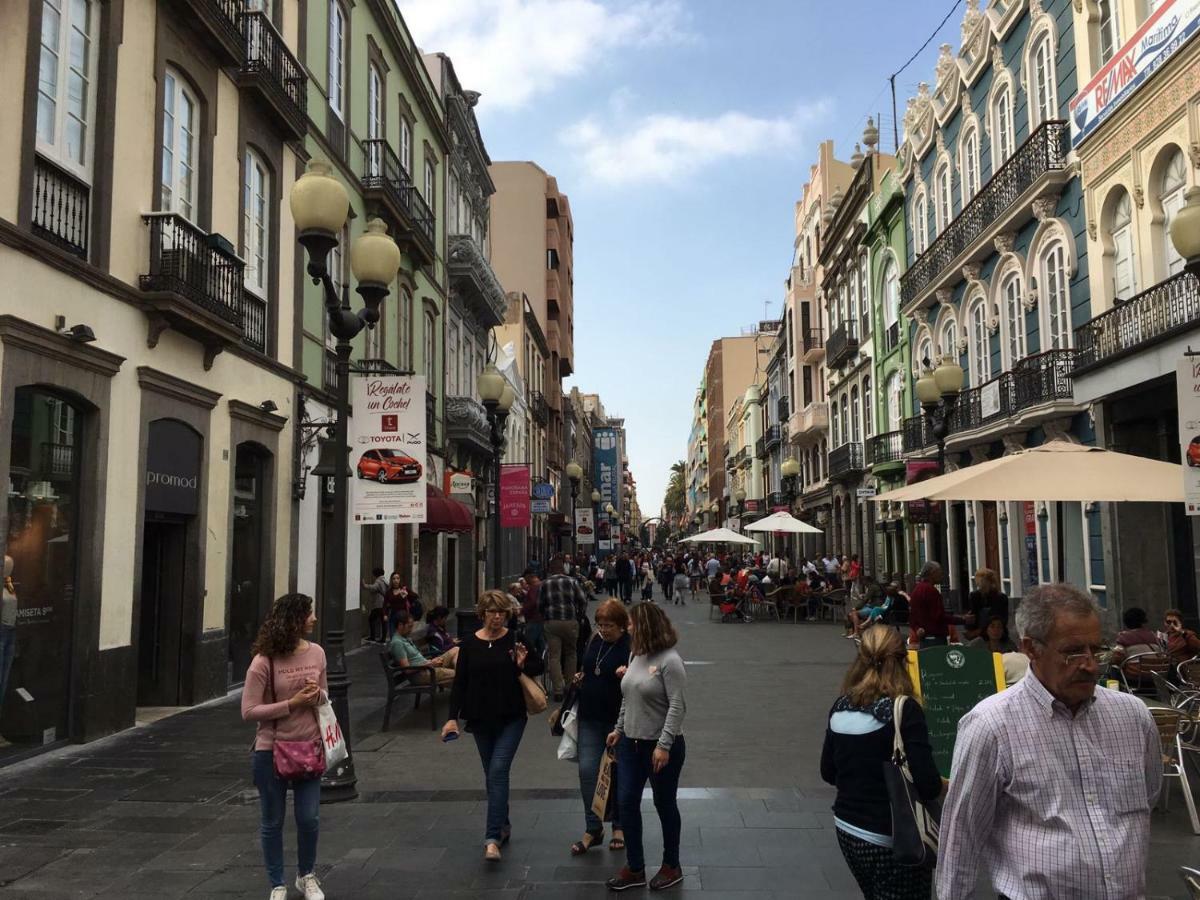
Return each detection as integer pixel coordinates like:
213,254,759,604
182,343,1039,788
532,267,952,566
420,484,474,534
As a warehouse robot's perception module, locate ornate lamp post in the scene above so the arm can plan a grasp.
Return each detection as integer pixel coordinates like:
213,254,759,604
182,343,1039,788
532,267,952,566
290,160,402,802
565,460,583,560
477,364,515,587
734,487,747,521
915,353,964,581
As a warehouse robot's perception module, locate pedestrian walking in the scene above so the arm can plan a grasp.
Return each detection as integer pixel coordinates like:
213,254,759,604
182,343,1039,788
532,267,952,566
570,598,631,857
658,558,675,604
605,602,687,892
442,589,545,861
616,553,635,604
672,567,689,605
361,567,388,643
240,593,328,900
820,625,940,900
540,557,589,701
937,583,1161,900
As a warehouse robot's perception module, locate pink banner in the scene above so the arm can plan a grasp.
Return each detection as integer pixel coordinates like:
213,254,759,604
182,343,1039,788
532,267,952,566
500,464,530,528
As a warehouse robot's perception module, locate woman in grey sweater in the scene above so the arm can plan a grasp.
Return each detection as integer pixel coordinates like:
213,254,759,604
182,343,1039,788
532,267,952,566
605,602,687,892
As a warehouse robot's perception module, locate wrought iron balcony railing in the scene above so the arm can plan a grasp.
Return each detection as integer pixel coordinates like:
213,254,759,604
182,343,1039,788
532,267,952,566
901,415,933,454
32,156,89,259
323,349,338,393
827,321,859,368
242,289,267,352
828,441,865,480
866,431,904,467
361,139,436,263
448,233,508,326
802,326,824,357
1074,271,1200,374
238,12,307,139
529,390,549,426
755,436,767,459
140,213,243,325
764,423,782,451
900,120,1070,306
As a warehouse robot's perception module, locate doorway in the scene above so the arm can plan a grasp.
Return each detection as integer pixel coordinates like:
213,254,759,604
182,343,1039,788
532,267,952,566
228,445,268,684
138,516,187,706
982,501,1000,573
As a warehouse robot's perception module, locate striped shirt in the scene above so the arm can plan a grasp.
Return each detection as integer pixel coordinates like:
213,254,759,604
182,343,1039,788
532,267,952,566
936,668,1161,900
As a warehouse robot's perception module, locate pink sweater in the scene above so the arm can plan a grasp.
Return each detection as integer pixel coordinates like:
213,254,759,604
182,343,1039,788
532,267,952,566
241,642,328,751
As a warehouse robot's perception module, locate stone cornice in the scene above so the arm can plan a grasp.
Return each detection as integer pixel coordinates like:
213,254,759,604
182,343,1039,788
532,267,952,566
0,315,126,378
137,366,221,410
228,399,289,432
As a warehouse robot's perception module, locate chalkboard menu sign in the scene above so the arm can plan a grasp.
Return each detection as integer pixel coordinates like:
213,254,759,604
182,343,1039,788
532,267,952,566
907,646,1006,777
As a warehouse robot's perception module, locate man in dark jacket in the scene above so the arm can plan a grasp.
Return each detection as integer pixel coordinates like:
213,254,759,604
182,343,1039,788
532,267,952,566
615,553,635,604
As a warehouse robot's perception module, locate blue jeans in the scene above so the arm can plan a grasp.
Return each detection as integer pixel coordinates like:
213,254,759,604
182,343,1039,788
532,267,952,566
472,716,527,844
524,621,546,658
577,717,621,834
0,624,14,705
616,735,686,873
252,750,320,888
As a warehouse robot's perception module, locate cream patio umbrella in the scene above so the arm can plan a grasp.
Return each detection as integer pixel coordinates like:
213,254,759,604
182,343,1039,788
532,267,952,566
679,527,761,546
741,511,824,534
871,440,1184,504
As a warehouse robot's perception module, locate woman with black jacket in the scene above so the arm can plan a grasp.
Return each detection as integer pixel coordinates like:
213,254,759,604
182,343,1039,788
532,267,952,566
820,625,942,899
442,590,544,862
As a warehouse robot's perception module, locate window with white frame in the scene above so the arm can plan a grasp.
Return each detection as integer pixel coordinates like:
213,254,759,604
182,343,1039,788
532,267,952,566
399,288,413,370
883,257,900,343
939,317,958,361
917,335,935,376
862,377,872,437
1031,33,1057,126
243,148,269,296
447,319,460,397
848,273,858,336
160,68,198,218
448,173,459,235
324,222,349,350
423,310,437,385
328,2,346,121
968,296,990,385
1098,0,1120,65
859,253,871,335
850,386,861,441
399,117,412,175
991,85,1014,166
1109,190,1137,301
1159,148,1188,276
913,190,929,255
840,394,849,445
1001,271,1026,365
960,127,981,203
366,63,383,172
37,0,96,177
935,161,953,233
463,338,475,398
424,159,435,212
1041,241,1072,349
886,371,902,431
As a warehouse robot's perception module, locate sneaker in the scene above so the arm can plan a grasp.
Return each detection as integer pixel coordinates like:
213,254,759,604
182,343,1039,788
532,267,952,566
295,873,325,900
485,842,502,861
650,865,684,890
270,888,287,900
606,867,647,891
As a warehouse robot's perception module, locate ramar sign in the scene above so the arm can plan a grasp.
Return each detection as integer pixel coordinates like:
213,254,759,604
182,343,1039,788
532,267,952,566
350,374,427,524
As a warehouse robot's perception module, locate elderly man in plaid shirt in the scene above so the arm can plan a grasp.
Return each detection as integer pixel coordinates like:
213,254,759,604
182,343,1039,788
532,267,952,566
937,583,1161,900
539,556,590,700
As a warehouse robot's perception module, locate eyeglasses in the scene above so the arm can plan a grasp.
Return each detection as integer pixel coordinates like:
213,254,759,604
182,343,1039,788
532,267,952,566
594,620,620,629
1036,641,1103,668
483,609,509,617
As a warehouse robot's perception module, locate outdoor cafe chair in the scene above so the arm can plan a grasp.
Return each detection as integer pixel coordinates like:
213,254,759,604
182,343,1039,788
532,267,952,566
1118,650,1173,696
708,580,726,621
1150,707,1200,835
821,588,849,623
1179,658,1200,689
755,586,783,622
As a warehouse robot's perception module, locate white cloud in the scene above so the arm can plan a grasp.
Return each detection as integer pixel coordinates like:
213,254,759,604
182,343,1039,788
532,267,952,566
561,102,831,186
399,0,691,110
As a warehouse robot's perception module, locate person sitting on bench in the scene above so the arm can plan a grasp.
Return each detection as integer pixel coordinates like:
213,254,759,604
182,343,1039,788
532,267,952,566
389,611,458,686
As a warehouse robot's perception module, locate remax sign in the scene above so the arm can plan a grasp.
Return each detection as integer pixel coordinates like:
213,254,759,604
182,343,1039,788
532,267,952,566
1070,0,1200,148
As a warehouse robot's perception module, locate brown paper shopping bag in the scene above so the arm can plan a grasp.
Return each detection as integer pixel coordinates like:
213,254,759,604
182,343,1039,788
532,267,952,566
591,748,615,821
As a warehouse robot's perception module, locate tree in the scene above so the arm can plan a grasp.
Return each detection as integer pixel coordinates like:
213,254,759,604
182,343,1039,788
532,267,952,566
662,460,687,523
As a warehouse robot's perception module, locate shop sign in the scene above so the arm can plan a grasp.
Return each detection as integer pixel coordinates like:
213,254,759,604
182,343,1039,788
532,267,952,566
1176,357,1200,514
350,374,427,524
500,464,530,527
1024,501,1039,587
445,470,473,495
744,499,761,513
146,419,201,515
593,427,620,515
531,499,551,514
598,539,612,551
1070,0,1200,147
532,482,555,500
857,486,878,499
575,508,595,544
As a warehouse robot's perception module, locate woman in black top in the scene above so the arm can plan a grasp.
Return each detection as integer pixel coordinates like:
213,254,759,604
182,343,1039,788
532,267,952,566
964,567,1007,641
570,598,631,856
820,625,941,900
442,590,544,862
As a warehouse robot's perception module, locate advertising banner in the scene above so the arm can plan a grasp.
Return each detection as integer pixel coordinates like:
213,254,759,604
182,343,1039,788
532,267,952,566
1070,0,1200,147
350,374,426,523
593,427,619,515
905,459,941,524
1176,357,1200,514
445,470,473,495
500,464,531,527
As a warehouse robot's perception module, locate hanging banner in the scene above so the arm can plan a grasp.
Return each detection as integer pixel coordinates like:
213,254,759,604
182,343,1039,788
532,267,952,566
1176,357,1200,514
350,374,426,523
905,459,941,524
500,463,531,527
593,427,620,516
575,508,595,544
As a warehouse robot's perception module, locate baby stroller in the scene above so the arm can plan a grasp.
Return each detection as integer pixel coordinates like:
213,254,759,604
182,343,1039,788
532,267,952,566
718,583,753,623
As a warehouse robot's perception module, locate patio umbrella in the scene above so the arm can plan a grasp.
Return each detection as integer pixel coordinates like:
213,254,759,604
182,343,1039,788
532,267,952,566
679,527,761,546
872,441,1184,504
741,511,824,534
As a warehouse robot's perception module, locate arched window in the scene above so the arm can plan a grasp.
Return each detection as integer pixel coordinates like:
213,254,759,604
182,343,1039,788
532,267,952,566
161,68,199,218
37,0,97,178
1040,241,1072,349
848,274,859,338
850,387,860,442
1159,148,1188,276
328,1,347,121
886,371,902,431
967,295,990,385
242,148,270,297
935,160,953,233
960,126,981,203
1029,32,1057,127
840,394,849,445
1001,270,1026,365
1097,0,1120,66
916,333,935,377
882,257,900,349
938,316,958,362
366,62,383,173
913,189,929,255
991,84,1014,166
862,377,872,437
1108,189,1137,301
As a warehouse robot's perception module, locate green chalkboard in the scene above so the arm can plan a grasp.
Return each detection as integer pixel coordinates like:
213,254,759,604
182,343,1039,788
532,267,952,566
908,646,1005,778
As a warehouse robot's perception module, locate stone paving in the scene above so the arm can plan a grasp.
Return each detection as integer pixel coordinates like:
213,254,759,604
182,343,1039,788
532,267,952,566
0,586,1197,898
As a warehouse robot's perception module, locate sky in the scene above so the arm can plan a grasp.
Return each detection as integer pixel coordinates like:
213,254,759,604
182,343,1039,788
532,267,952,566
402,0,966,517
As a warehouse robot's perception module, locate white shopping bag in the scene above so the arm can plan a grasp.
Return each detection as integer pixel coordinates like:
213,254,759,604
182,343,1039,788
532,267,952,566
562,702,579,741
557,728,578,762
316,692,348,770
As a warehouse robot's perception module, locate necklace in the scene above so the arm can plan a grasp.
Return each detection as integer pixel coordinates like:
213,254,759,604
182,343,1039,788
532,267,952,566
594,641,616,676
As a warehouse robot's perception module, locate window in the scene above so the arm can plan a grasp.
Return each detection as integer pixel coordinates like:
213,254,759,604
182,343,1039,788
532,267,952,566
160,68,198,218
968,296,990,385
1031,33,1057,126
850,386,861,441
859,253,870,335
1041,242,1071,349
366,63,383,173
848,273,858,336
463,338,475,399
328,2,346,120
243,149,269,296
424,160,436,212
1001,272,1026,365
882,257,900,345
913,190,929,254
840,394,849,445
325,222,349,350
992,85,1014,165
37,0,96,176
1109,190,1137,300
447,320,460,396
935,161,953,233
862,377,872,437
939,317,958,361
448,173,459,235
399,118,412,175
961,128,980,203
1098,0,1119,65
886,371,902,431
423,311,436,385
1159,148,1188,276
398,288,413,371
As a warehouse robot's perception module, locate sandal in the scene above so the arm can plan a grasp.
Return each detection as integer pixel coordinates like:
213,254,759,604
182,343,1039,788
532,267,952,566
570,830,604,856
609,831,625,851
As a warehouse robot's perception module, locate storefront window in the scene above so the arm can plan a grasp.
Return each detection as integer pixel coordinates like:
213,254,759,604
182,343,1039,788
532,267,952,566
3,387,83,757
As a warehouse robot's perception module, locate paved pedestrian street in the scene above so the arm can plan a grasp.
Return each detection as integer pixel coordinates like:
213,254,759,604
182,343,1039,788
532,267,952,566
0,591,1198,899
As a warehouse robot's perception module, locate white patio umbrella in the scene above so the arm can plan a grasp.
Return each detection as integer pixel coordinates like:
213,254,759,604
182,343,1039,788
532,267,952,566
741,511,824,534
679,527,760,546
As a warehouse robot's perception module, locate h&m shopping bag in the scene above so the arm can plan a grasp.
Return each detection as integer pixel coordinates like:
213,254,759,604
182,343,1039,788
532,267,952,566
317,692,348,771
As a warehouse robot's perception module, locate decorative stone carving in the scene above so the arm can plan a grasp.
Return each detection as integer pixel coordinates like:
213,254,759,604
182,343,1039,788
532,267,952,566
986,312,999,335
969,444,990,465
1087,219,1097,240
1001,432,1028,455
993,232,1016,254
936,288,955,308
1023,284,1038,312
1031,196,1058,222
962,263,981,283
912,308,929,326
935,43,956,88
991,44,1005,70
1190,142,1200,169
935,130,946,155
1133,185,1145,208
1042,418,1078,443
957,335,969,354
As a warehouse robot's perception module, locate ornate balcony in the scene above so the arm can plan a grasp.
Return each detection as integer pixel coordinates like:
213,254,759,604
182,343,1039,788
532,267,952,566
242,289,267,353
237,12,306,140
177,0,244,66
449,234,507,327
788,401,829,442
32,156,89,259
764,423,782,451
40,442,75,480
827,322,859,369
446,396,492,457
739,446,753,469
828,441,865,481
902,415,933,454
866,431,904,467
801,326,824,362
725,453,736,472
361,139,437,266
900,120,1071,310
755,436,767,459
1074,271,1200,375
529,390,549,426
323,349,338,393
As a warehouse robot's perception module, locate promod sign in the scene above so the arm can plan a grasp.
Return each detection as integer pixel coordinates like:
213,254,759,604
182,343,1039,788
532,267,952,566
350,374,427,523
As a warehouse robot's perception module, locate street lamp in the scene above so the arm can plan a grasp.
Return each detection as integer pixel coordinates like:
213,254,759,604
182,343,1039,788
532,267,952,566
477,364,514,587
915,353,964,583
734,487,747,519
781,456,801,504
291,159,402,802
1170,187,1200,275
565,460,583,560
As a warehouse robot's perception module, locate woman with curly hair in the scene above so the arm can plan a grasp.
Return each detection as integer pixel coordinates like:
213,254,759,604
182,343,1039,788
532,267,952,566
605,602,688,892
240,593,328,900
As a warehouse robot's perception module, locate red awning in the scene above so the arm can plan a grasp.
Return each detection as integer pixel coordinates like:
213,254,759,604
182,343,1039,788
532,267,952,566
420,484,474,534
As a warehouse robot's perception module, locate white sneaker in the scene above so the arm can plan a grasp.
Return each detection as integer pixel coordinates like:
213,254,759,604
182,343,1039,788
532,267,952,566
270,888,287,900
295,873,325,900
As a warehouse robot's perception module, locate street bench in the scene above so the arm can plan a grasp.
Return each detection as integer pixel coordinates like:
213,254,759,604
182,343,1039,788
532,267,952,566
379,651,446,732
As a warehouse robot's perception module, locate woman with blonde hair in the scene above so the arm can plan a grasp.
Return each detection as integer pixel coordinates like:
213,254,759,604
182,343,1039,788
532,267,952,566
442,590,544,861
965,567,1007,642
820,625,941,899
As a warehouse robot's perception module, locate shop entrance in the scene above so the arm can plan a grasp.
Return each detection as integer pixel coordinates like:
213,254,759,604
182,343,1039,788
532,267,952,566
228,444,269,684
138,517,187,706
